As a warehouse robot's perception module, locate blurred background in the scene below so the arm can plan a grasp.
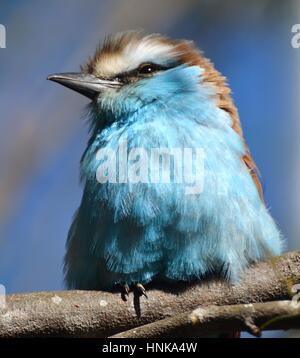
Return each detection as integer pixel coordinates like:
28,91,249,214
0,0,299,337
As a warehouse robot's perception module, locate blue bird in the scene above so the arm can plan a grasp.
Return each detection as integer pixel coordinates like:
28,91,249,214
48,31,282,297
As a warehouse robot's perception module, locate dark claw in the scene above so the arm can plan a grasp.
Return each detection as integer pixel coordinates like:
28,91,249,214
120,283,130,301
135,283,148,299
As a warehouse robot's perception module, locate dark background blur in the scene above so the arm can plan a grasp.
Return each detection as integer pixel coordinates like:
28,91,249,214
0,0,300,337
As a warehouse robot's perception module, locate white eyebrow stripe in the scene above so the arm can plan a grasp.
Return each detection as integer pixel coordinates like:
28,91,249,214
94,39,175,78
125,40,174,66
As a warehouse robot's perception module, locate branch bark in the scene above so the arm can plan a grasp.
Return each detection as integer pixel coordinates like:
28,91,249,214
0,251,299,338
110,300,300,338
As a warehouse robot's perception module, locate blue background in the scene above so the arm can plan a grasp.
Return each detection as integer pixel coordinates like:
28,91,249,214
0,0,299,337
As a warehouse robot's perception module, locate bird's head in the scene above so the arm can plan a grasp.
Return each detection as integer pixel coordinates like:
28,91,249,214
48,31,238,127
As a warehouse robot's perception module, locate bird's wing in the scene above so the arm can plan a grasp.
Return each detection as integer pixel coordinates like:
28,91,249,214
174,43,265,203
242,151,264,202
197,58,265,203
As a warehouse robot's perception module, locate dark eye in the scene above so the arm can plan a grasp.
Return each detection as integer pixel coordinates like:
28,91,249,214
138,63,159,75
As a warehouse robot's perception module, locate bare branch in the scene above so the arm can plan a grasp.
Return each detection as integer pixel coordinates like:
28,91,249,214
0,251,299,338
110,300,300,338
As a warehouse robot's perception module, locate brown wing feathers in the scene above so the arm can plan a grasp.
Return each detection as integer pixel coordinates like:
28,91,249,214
174,41,264,202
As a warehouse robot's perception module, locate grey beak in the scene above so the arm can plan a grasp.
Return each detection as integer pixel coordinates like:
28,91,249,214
47,72,121,100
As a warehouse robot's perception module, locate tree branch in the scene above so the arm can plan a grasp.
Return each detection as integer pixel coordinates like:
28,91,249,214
110,300,300,338
0,251,299,338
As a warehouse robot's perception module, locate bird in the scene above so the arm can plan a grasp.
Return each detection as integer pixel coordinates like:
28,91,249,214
48,31,282,298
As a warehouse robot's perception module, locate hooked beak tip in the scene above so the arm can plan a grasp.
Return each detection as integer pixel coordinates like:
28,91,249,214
47,74,66,82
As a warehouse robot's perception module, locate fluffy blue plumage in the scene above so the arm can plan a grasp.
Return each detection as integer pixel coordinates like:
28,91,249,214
63,63,282,290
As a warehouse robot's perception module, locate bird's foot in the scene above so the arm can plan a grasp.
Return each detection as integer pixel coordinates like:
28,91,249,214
134,283,148,299
120,282,148,300
120,283,130,301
